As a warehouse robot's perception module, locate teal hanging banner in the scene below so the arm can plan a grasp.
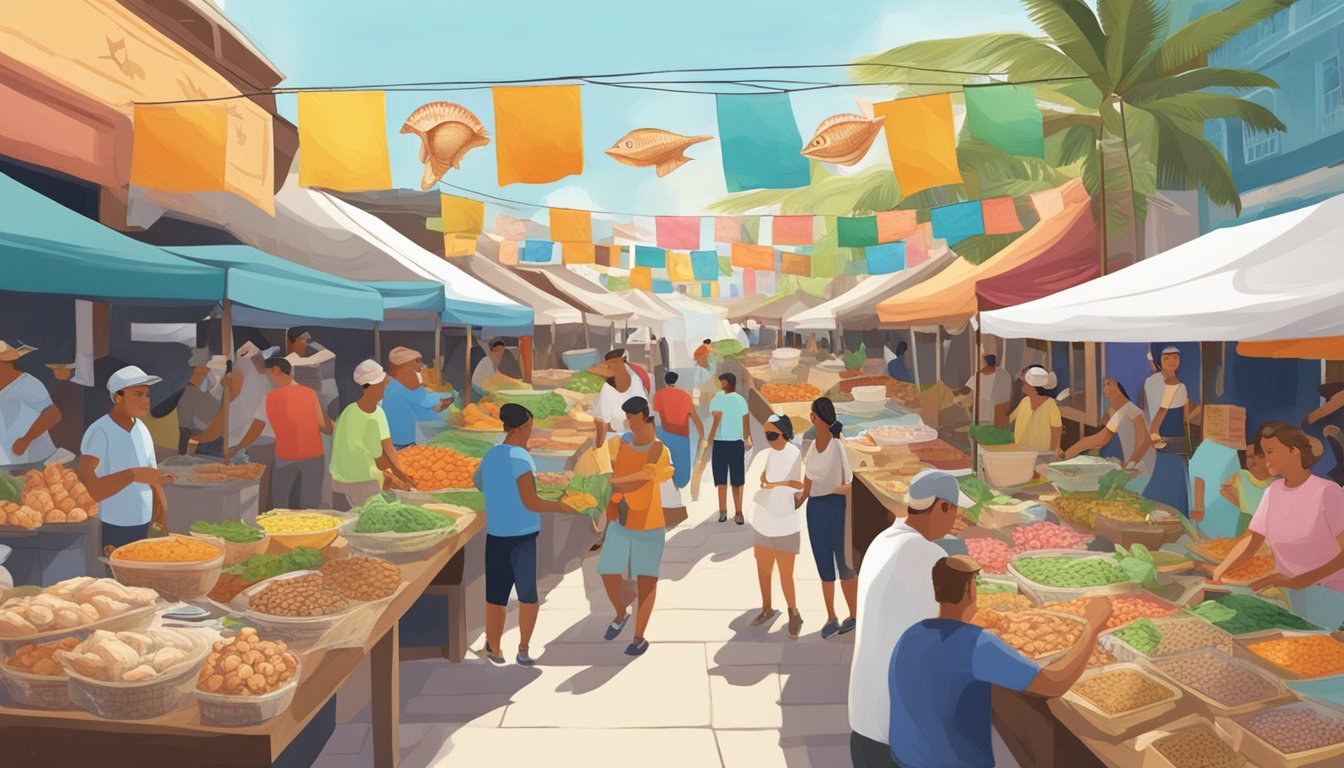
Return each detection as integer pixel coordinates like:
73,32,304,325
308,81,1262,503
716,93,811,193
635,245,667,268
964,85,1044,158
865,242,906,274
931,201,985,245
691,250,718,281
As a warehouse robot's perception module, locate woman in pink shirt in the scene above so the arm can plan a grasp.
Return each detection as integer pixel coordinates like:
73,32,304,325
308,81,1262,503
1213,422,1344,628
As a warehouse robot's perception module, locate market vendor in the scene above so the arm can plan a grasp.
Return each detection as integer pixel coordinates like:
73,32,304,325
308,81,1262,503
849,469,970,767
1009,366,1064,457
283,327,338,417
471,339,507,398
80,366,174,551
232,358,332,510
885,341,913,384
330,360,416,508
589,349,648,450
955,354,1010,427
1063,377,1155,494
1212,422,1344,628
1142,346,1199,455
886,556,1111,768
0,340,60,468
176,348,224,456
383,346,454,450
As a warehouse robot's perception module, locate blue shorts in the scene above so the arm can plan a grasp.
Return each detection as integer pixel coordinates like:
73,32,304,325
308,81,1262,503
101,522,150,551
485,532,539,606
806,494,854,582
597,522,666,579
712,439,745,487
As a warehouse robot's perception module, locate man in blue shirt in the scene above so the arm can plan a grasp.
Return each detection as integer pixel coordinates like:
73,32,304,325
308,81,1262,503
886,556,1111,768
475,403,573,667
382,347,454,449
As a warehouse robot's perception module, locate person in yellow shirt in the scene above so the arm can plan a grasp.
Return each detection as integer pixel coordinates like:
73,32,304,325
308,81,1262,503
597,396,675,657
1010,366,1064,457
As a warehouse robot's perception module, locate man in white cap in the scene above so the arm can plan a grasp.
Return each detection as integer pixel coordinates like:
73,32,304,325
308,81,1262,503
0,340,61,467
849,469,971,768
79,366,174,551
383,347,454,450
330,360,416,508
1142,345,1198,454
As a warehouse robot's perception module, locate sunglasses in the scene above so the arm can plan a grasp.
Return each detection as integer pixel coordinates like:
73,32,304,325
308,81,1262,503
765,431,781,441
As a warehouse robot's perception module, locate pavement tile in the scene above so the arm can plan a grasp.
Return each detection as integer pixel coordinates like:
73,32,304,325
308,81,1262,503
416,728,723,768
322,724,369,754
717,729,788,768
710,665,782,729
779,666,850,705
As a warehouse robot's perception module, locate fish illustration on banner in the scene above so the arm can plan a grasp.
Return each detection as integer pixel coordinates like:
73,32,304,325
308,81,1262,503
801,98,886,167
400,102,491,189
605,129,714,177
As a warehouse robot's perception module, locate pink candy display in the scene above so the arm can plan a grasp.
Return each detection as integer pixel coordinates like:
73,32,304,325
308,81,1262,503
966,537,1015,574
1011,521,1093,552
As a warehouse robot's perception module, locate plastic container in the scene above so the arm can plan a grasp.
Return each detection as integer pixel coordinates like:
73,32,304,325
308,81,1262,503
562,348,600,371
197,665,301,727
1102,616,1236,662
1062,662,1183,737
867,423,939,446
771,348,802,363
1007,549,1142,604
0,663,71,709
62,640,212,720
1220,700,1344,768
230,571,401,652
1235,630,1344,681
188,531,270,567
977,445,1040,488
340,503,473,558
0,601,160,658
1041,458,1123,493
1096,512,1185,551
850,385,887,403
255,510,346,551
1132,715,1246,768
107,536,224,602
1147,649,1294,716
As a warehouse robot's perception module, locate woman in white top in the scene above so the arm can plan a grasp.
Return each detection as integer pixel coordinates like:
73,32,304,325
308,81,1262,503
797,397,857,639
748,414,804,637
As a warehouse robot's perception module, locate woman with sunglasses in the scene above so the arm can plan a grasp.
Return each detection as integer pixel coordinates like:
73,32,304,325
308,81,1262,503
797,397,858,639
746,413,805,637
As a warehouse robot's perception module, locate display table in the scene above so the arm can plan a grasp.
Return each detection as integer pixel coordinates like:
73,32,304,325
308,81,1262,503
0,518,101,587
0,510,485,768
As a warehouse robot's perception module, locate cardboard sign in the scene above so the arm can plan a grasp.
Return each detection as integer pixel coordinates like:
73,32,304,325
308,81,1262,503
1203,404,1247,449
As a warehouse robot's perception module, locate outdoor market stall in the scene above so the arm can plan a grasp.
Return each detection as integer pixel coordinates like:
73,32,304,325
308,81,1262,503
511,265,640,360
455,255,585,374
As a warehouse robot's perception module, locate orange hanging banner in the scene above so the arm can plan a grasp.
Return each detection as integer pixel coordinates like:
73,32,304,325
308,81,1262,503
630,266,654,291
981,198,1023,235
498,239,520,266
873,94,962,196
494,85,584,186
130,103,227,192
561,242,597,264
781,252,811,276
1238,337,1344,360
443,234,477,257
731,243,774,270
876,209,918,243
550,208,592,242
298,91,391,191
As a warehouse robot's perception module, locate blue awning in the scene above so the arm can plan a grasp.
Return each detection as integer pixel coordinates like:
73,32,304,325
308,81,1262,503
166,245,384,322
0,171,224,301
366,281,446,316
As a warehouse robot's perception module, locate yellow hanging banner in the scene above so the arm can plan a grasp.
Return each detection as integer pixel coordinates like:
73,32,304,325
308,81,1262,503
550,208,592,242
668,252,695,282
298,91,391,191
562,242,597,265
440,194,484,235
130,103,227,192
444,234,477,258
630,266,654,291
874,94,963,196
493,85,584,186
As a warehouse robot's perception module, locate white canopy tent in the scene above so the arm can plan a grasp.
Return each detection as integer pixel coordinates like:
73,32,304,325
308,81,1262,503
981,195,1344,341
458,255,584,327
512,265,641,321
659,291,738,348
785,247,956,332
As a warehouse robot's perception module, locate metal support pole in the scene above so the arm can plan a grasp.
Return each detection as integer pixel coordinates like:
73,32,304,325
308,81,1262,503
935,326,944,385
373,323,382,364
433,316,443,374
220,300,232,454
909,328,921,388
974,316,982,473
464,326,473,406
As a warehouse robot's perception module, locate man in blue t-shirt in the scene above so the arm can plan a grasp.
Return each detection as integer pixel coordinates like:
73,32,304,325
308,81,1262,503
885,556,1111,768
475,403,573,667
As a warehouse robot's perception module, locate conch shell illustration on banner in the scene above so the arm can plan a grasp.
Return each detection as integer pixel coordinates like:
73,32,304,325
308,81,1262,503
605,129,713,177
801,98,885,166
401,102,491,189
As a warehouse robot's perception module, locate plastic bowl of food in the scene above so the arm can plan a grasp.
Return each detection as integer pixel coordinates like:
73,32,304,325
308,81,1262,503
255,511,345,551
61,638,212,720
197,664,301,727
0,646,74,709
188,531,270,567
339,503,470,557
850,385,888,404
107,535,224,602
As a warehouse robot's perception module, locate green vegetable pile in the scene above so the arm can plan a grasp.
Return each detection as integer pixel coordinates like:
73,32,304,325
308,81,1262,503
969,425,1014,446
1115,618,1163,655
224,547,324,584
565,372,606,394
976,577,1016,595
353,494,457,534
712,339,744,359
1113,544,1160,587
190,519,265,543
565,473,613,519
1014,556,1130,588
842,342,867,372
433,490,485,513
0,473,20,503
495,392,569,420
1189,594,1316,635
957,475,1013,524
428,430,495,458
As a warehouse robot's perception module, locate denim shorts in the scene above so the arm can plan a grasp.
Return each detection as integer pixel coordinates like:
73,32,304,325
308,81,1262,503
597,521,666,579
806,493,854,582
485,532,539,606
711,439,746,486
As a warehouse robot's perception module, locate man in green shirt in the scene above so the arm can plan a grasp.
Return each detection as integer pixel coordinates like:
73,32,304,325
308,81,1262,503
331,360,416,508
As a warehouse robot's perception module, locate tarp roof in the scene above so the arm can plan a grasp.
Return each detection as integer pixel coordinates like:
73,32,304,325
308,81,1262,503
455,256,584,326
786,246,957,332
365,281,447,316
2,171,223,302
658,291,738,343
876,180,1091,327
974,200,1098,313
742,291,826,326
724,292,777,323
166,245,384,322
981,193,1344,342
513,266,640,321
616,290,679,331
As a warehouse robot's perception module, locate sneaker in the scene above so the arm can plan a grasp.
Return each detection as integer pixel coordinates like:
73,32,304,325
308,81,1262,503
820,619,841,639
837,617,857,636
787,609,804,638
624,638,650,657
481,642,505,665
604,612,630,641
516,649,535,667
749,608,778,628
718,511,728,523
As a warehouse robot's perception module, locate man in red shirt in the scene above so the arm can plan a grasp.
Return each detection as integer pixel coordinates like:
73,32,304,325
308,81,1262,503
235,358,332,509
652,371,704,492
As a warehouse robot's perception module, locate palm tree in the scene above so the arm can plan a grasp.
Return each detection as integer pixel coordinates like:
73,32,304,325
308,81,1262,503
715,0,1292,270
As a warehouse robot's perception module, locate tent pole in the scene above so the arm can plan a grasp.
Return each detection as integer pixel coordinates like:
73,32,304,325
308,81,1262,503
464,326,473,406
935,327,943,385
551,321,560,369
973,315,982,474
221,300,232,457
520,335,533,383
909,328,921,388
373,323,382,365
433,316,443,375
583,319,591,350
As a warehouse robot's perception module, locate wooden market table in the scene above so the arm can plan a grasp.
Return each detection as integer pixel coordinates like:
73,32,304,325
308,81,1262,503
0,511,485,768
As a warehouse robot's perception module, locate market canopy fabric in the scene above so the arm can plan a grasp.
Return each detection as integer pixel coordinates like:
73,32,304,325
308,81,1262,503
876,179,1091,327
741,291,826,327
455,255,584,327
616,290,679,333
1,171,224,302
981,193,1344,342
365,281,447,316
166,245,385,322
974,199,1098,312
512,266,640,321
787,246,955,332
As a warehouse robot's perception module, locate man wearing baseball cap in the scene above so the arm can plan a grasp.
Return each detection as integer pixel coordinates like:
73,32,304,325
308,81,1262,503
330,360,415,508
382,347,454,450
0,340,61,467
887,556,1111,768
79,366,174,550
849,469,971,767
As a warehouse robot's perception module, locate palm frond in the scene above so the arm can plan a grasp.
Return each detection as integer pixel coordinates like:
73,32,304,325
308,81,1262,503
1143,93,1285,134
1022,0,1112,92
1098,0,1167,85
1123,67,1279,103
1156,0,1294,72
1150,111,1242,213
1052,123,1098,166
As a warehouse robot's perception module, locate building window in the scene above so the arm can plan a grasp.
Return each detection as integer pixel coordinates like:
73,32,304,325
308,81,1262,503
1243,89,1280,164
1206,120,1228,159
1324,56,1344,135
1244,13,1283,47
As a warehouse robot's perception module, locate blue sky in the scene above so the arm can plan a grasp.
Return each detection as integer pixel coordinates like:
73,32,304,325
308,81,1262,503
224,0,1042,217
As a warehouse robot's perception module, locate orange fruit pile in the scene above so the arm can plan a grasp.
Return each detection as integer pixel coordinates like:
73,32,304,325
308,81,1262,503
1042,594,1176,631
1246,634,1344,678
760,383,821,403
398,445,481,489
1223,554,1276,582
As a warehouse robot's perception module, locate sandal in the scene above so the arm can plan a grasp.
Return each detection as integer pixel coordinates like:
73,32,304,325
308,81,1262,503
624,637,650,657
604,612,631,641
481,642,505,665
749,608,778,628
734,512,744,525
787,609,804,638
718,511,727,523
